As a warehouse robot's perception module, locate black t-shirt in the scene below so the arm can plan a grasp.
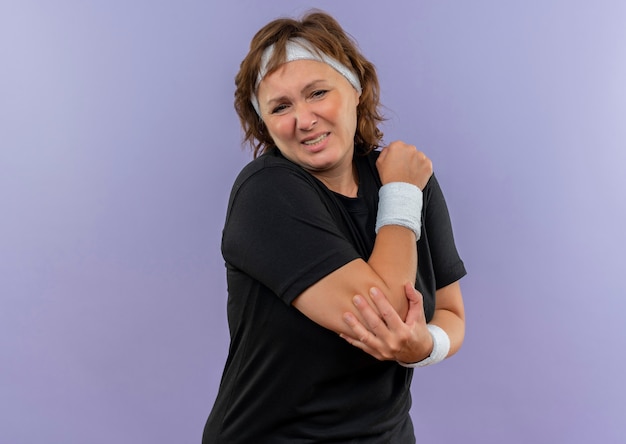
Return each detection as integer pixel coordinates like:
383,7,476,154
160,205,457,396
203,148,466,443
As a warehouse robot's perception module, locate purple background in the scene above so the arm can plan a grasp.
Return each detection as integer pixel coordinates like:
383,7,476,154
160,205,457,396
2,1,625,443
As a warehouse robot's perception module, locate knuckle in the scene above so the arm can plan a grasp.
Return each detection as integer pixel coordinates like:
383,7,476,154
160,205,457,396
380,308,392,319
388,339,402,353
369,318,382,330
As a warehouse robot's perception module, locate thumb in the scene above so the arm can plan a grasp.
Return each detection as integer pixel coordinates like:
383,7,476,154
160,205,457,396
404,282,424,326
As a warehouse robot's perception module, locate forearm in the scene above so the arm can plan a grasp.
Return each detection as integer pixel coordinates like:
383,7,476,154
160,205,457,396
363,177,423,319
429,281,465,358
366,225,417,320
293,224,416,336
429,308,465,357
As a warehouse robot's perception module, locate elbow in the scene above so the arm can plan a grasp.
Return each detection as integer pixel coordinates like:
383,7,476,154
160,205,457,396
383,283,411,321
448,323,465,357
444,310,465,357
361,281,410,321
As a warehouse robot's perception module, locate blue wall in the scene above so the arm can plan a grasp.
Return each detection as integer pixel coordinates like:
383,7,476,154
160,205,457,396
2,1,625,442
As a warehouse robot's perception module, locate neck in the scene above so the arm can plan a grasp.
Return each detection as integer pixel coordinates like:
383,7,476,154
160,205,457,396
314,163,359,197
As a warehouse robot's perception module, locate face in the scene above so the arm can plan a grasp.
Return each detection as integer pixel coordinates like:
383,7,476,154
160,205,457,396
256,59,360,179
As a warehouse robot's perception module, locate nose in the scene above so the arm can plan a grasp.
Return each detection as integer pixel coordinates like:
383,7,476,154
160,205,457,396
296,104,317,131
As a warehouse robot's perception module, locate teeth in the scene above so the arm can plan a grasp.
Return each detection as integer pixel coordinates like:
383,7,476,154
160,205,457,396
304,133,328,145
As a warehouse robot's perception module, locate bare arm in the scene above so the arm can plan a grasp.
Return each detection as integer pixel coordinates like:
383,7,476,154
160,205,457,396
293,141,432,336
294,226,416,336
340,281,465,364
430,281,465,357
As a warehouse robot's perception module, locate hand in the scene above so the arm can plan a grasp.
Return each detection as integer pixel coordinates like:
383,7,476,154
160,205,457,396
376,141,433,190
340,282,433,363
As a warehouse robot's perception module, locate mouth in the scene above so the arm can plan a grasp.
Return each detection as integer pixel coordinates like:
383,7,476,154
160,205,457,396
302,132,330,146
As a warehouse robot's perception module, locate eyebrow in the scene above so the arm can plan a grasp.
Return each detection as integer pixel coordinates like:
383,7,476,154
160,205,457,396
265,79,329,106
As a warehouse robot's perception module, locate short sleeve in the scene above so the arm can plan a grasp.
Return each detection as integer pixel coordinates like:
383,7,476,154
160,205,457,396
222,163,360,305
422,174,467,289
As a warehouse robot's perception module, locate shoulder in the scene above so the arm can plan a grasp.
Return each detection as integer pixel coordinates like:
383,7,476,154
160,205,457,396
363,148,381,164
354,148,382,188
422,173,445,206
226,150,333,219
231,149,316,194
235,150,302,181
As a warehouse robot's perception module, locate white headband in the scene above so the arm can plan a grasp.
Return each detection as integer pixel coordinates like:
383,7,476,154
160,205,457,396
250,37,362,115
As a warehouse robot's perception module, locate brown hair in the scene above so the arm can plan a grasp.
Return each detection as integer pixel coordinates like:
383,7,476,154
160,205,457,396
234,10,384,158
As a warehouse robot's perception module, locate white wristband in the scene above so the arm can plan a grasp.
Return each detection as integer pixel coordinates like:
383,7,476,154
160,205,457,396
398,324,450,368
375,182,423,240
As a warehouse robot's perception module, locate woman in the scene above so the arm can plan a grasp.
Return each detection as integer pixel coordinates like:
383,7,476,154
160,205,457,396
204,10,466,443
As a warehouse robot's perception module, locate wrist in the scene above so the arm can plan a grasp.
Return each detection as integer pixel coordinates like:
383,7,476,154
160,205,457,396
375,182,423,240
397,324,450,368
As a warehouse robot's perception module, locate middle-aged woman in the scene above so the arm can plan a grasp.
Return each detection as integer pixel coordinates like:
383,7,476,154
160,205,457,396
204,10,467,443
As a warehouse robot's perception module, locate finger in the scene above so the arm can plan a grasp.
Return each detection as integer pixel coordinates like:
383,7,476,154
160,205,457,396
403,283,426,326
339,334,385,361
403,282,422,306
367,287,407,332
352,294,389,336
342,311,382,346
341,313,385,360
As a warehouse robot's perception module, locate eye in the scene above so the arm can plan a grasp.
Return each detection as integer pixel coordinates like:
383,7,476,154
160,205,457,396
311,90,328,99
271,103,290,114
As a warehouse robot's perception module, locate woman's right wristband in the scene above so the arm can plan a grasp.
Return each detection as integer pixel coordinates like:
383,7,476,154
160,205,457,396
397,324,450,368
375,182,423,240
